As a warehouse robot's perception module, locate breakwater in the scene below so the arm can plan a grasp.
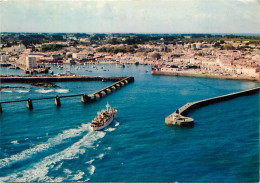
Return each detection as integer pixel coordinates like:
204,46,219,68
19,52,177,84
0,76,134,113
0,75,128,83
165,86,260,127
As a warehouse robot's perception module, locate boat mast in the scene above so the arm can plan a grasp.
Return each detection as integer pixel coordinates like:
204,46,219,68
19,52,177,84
106,102,110,110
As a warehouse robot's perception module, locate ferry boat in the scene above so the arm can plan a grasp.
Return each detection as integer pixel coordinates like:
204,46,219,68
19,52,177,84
90,103,117,131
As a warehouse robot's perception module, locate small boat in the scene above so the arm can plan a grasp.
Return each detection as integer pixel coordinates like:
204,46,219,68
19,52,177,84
90,103,117,131
9,65,20,69
48,69,54,74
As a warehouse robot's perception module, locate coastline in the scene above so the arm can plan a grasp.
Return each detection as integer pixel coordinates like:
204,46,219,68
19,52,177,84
151,71,260,82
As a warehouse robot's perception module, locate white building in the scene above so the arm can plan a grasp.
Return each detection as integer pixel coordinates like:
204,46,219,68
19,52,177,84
72,52,89,59
26,56,37,69
0,55,9,62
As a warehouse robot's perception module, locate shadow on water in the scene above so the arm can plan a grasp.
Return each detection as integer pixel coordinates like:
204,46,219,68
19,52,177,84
165,124,194,135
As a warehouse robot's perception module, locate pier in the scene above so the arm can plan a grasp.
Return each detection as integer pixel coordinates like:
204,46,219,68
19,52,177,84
0,76,134,113
0,75,129,83
165,87,260,127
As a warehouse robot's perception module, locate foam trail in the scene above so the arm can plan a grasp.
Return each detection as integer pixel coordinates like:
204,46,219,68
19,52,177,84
71,171,85,181
55,89,69,93
85,178,90,182
16,90,29,93
88,165,96,175
97,153,104,159
1,90,12,93
115,122,120,127
64,169,72,175
85,159,94,164
0,123,89,169
35,89,53,93
105,128,116,132
54,162,63,171
53,177,64,182
0,131,106,182
10,140,19,145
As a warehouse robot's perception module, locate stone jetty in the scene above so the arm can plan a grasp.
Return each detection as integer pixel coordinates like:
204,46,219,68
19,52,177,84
0,75,129,83
165,87,260,127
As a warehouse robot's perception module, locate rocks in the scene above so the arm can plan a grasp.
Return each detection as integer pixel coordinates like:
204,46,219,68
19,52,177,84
31,82,60,88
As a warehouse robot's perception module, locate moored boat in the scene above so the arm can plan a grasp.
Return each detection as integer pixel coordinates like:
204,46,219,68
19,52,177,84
90,103,117,131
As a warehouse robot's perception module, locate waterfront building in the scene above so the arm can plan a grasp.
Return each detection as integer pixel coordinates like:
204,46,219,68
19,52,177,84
25,56,37,69
0,55,9,62
72,52,89,59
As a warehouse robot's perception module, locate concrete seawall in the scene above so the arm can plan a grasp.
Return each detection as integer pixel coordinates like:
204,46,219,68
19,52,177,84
0,76,130,83
165,87,260,127
151,71,260,82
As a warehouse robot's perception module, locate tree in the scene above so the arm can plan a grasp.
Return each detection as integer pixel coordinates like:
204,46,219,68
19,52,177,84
152,53,161,60
219,40,225,44
224,44,235,50
214,42,221,48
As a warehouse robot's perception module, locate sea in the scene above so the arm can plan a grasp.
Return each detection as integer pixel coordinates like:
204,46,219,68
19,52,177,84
0,64,259,182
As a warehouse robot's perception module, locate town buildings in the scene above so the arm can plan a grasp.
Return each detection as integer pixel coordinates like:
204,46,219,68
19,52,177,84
0,34,259,80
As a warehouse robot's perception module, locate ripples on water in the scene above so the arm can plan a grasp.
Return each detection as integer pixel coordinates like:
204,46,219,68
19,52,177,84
0,64,259,182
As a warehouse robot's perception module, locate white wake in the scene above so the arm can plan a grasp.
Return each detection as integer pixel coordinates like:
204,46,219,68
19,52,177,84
0,123,89,169
0,130,106,182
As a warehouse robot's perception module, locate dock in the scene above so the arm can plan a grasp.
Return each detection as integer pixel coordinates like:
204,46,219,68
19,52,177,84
165,87,260,127
0,76,134,113
0,75,130,83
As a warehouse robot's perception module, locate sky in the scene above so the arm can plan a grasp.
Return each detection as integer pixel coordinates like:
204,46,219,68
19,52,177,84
1,0,260,34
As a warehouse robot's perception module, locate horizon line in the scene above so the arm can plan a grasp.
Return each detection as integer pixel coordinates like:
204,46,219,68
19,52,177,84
1,32,260,36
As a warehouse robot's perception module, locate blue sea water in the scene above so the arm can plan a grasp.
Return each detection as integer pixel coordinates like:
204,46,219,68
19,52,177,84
0,64,259,182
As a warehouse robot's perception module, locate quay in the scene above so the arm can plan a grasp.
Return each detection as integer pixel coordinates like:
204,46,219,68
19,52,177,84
0,76,134,113
151,70,260,82
165,87,260,127
0,75,130,83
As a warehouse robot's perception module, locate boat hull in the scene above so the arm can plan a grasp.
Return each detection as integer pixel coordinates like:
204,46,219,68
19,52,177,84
90,116,114,131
